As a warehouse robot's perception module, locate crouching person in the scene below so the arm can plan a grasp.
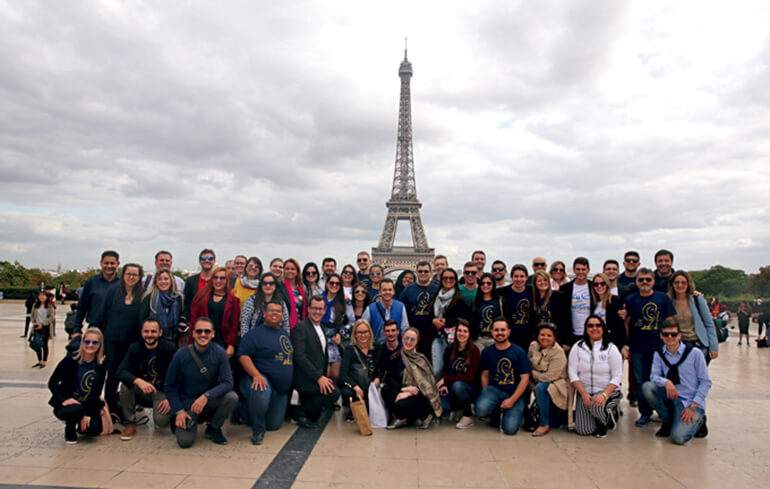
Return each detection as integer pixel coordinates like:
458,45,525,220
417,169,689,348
48,327,107,444
642,318,711,445
237,300,294,445
117,318,177,440
165,317,237,448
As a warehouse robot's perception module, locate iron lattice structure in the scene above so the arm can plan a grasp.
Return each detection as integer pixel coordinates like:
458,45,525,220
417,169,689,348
372,49,435,273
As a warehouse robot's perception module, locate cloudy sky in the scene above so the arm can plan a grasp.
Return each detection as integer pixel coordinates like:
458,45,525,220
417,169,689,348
1,0,769,274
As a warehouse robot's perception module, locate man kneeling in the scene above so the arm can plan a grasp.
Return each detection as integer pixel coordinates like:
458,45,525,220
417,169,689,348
237,300,294,445
642,318,711,445
117,318,177,440
165,317,237,448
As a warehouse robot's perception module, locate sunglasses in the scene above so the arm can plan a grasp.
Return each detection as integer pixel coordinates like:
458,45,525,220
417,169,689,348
402,336,417,343
625,258,639,263
442,277,456,282
354,289,367,294
637,277,653,283
83,340,100,346
586,323,603,329
247,264,260,269
195,329,213,335
262,281,276,286
463,270,477,276
357,258,369,263
661,331,680,338
481,281,494,286
342,270,354,275
371,272,382,276
552,267,564,272
355,330,369,335
200,256,215,262
492,267,505,272
305,271,318,276
533,262,546,267
593,282,607,288
328,281,341,286
416,270,431,274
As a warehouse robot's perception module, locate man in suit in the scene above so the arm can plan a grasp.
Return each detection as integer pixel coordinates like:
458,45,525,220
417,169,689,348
291,295,340,429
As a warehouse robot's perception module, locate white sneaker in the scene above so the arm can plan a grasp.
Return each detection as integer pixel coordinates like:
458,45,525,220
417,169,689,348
455,416,474,429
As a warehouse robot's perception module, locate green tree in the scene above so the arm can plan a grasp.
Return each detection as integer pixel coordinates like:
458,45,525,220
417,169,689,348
0,261,30,287
691,265,748,298
748,266,770,298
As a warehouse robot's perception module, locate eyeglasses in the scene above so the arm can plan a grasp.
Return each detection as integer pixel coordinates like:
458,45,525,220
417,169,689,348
200,256,215,262
463,270,477,276
357,258,369,263
328,281,341,286
661,331,680,338
552,267,564,272
246,264,259,269
637,277,653,283
593,282,607,288
83,340,100,346
416,269,431,274
402,336,417,343
625,258,639,263
309,306,325,312
492,267,505,272
586,323,602,329
355,330,369,336
533,262,546,267
194,329,213,335
262,281,275,286
354,289,367,294
124,273,140,278
266,309,283,315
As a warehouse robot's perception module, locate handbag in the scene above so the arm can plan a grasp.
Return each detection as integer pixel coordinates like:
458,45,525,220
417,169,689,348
28,331,44,352
349,397,372,436
367,383,388,428
522,397,540,432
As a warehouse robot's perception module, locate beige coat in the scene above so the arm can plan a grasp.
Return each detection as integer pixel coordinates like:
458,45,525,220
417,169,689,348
528,341,569,410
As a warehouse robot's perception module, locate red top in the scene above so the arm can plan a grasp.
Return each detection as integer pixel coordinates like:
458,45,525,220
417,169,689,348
190,290,240,347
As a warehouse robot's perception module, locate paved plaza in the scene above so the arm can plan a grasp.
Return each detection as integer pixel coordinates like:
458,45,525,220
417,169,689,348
0,300,768,489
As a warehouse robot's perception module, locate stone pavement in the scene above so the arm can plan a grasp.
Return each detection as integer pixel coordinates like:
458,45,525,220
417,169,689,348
0,301,768,489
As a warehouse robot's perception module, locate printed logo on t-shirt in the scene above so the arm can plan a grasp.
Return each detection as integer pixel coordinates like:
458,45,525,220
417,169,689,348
512,299,530,325
638,302,661,331
275,335,294,366
415,291,432,316
451,357,469,375
76,369,96,402
480,304,495,334
495,357,515,385
146,354,160,386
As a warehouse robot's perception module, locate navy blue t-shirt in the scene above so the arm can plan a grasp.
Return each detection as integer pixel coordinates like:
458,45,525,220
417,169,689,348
399,283,438,336
617,272,636,289
475,298,500,338
625,291,677,352
480,343,531,395
500,287,533,348
75,360,98,402
358,272,371,290
237,325,294,393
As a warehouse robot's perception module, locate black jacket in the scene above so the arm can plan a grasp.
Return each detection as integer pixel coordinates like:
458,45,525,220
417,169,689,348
48,356,107,413
553,280,596,347
102,288,142,343
291,319,330,393
183,273,202,321
116,339,177,392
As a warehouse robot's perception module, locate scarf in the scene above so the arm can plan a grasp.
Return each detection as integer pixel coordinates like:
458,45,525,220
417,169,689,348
153,291,179,339
433,288,455,318
401,349,442,417
285,278,307,329
239,276,260,289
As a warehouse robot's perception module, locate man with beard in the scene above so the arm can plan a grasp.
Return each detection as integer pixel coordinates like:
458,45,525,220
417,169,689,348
399,261,438,356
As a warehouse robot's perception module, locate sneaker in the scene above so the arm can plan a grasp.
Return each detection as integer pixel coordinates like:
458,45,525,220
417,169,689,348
607,408,617,431
655,422,672,437
345,412,355,423
205,426,227,445
594,423,608,438
694,416,708,438
386,418,409,430
251,432,265,445
65,425,78,444
455,416,474,429
120,424,136,441
417,414,434,430
31,363,41,368
635,414,652,427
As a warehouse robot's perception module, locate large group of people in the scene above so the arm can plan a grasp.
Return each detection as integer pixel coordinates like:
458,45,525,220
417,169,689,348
45,247,717,447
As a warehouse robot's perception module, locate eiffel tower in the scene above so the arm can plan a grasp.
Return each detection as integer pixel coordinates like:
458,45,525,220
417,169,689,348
372,47,435,273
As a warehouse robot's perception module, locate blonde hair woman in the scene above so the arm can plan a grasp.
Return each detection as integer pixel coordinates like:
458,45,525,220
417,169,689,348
338,319,381,422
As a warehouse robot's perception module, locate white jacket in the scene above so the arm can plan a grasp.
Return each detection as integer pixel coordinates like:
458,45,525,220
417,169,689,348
568,340,622,395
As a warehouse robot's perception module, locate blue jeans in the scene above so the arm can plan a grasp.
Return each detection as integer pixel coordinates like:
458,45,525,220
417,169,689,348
475,386,525,435
533,382,552,427
431,336,446,380
642,382,705,445
630,350,654,416
238,376,288,436
439,380,479,417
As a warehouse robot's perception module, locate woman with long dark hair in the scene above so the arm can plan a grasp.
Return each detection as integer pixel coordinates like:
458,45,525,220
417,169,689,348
240,272,290,336
190,266,240,358
302,262,323,298
428,268,470,380
232,256,262,310
284,258,307,329
30,289,55,368
568,315,623,437
101,263,144,418
140,269,186,344
395,270,416,298
532,270,557,326
437,319,480,429
352,284,371,320
471,272,501,351
322,273,346,384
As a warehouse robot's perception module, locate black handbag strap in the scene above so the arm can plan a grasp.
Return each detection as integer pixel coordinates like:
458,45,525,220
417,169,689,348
352,346,369,371
187,344,215,383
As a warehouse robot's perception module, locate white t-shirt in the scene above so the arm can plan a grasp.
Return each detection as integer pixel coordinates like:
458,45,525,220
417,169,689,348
313,323,327,352
610,286,618,296
571,283,591,336
593,303,607,322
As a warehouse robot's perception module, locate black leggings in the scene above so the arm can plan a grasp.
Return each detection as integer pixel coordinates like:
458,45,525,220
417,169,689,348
392,392,432,422
104,341,129,415
35,328,50,362
53,404,103,436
